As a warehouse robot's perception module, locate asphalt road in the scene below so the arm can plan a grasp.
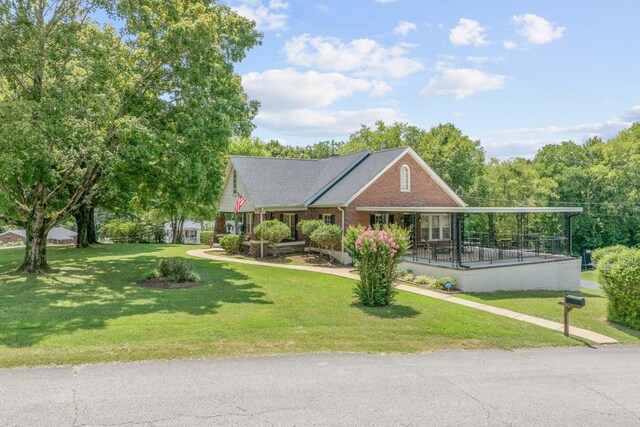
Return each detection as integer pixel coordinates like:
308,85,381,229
1,346,639,426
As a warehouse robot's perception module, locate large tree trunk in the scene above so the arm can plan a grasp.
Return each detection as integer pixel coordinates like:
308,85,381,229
18,201,51,273
87,207,97,244
73,204,98,247
171,218,185,244
73,204,90,248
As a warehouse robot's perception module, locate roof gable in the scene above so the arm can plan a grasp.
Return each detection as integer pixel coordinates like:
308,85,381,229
345,148,466,207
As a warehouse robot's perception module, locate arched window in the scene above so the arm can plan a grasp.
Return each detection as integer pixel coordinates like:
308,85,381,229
400,164,411,192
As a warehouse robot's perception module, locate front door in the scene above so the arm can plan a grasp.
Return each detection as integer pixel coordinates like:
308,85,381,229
283,213,296,240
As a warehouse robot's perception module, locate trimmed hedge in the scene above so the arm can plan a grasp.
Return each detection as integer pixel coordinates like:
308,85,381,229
103,220,163,243
597,246,640,330
219,234,243,254
200,231,214,246
592,245,628,266
297,220,325,239
310,224,342,255
253,219,290,257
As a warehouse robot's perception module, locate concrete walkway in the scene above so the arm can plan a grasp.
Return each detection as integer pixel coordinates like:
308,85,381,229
187,249,618,345
581,279,601,290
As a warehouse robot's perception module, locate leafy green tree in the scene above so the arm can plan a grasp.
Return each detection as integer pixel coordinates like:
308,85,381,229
0,0,260,272
229,137,272,157
340,121,485,196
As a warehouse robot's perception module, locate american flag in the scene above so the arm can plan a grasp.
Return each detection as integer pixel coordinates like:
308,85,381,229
234,193,246,214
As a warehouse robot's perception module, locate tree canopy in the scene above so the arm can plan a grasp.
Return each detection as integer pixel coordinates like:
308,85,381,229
0,0,261,271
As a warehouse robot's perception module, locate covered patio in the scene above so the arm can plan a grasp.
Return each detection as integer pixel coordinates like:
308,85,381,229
358,206,582,268
357,206,583,293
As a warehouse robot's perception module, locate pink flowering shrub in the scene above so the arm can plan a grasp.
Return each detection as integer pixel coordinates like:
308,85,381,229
349,225,410,306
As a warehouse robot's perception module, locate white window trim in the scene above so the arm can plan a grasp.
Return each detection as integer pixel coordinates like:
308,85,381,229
321,213,333,224
400,164,411,192
421,214,451,241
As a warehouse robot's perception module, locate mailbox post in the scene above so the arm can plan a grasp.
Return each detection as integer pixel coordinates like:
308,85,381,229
561,294,586,337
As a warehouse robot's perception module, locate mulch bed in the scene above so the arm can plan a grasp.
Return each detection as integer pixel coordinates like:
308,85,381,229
138,277,202,289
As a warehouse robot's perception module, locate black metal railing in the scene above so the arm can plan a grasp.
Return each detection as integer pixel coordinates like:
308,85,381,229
408,233,568,266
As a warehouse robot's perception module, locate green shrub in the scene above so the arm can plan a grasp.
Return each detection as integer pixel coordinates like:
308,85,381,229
404,273,415,282
397,270,408,277
351,227,409,306
158,258,195,283
310,224,342,258
597,247,640,330
414,275,433,285
187,271,201,282
103,219,159,243
253,219,291,257
200,231,214,247
432,277,457,291
343,225,366,257
298,220,325,241
219,234,243,254
592,245,629,266
143,269,159,280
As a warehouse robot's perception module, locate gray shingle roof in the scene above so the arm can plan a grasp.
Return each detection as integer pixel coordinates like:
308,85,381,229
230,147,408,207
312,147,407,205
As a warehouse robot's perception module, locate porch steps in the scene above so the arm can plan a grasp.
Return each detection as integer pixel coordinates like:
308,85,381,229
186,249,618,345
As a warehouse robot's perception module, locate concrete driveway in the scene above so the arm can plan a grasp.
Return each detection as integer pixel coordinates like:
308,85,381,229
1,346,639,426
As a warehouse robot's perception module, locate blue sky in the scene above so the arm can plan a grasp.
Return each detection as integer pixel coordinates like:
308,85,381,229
225,0,640,159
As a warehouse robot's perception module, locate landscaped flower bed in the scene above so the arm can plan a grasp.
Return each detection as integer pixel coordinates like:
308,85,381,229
140,258,202,289
397,270,459,292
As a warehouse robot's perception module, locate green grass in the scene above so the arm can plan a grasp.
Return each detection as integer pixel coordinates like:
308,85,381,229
458,288,640,345
581,270,599,283
0,244,582,368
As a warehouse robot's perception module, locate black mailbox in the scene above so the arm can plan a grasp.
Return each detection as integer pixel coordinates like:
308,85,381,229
565,295,585,308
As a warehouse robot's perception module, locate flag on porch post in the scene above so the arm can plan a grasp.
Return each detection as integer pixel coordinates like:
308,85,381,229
234,193,246,214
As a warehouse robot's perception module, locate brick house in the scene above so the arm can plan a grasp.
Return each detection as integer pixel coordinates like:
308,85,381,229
0,227,78,245
216,147,463,244
216,147,583,292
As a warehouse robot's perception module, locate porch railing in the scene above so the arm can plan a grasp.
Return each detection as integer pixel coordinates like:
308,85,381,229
408,232,568,266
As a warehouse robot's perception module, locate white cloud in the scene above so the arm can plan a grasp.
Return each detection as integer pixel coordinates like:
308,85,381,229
466,56,489,65
283,34,423,79
394,21,417,36
512,14,565,45
231,0,289,31
493,106,640,141
269,0,287,10
375,0,399,3
494,119,630,138
421,68,508,99
255,108,403,136
623,105,640,122
449,18,489,46
503,40,517,50
242,68,392,111
315,3,328,12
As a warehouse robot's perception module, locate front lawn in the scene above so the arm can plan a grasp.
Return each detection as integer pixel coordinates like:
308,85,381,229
581,270,599,283
0,244,579,368
458,288,640,344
